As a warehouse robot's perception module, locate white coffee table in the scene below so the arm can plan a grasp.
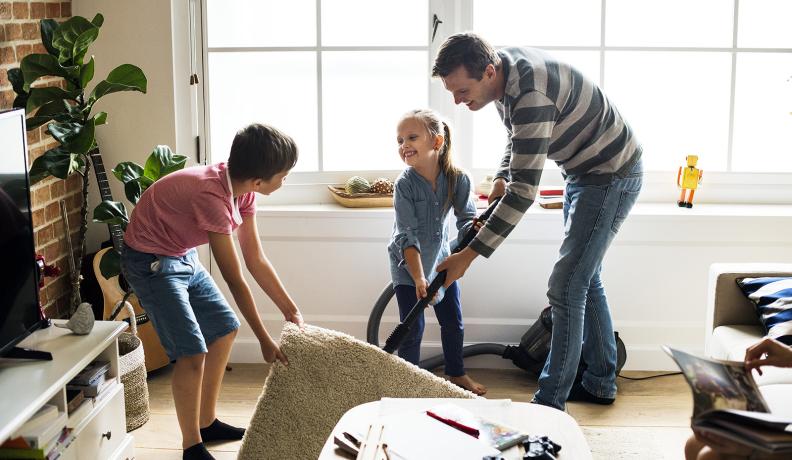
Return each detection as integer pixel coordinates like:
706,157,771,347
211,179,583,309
319,398,592,459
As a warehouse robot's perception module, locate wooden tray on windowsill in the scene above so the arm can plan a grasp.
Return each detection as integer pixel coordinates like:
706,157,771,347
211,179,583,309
327,185,393,208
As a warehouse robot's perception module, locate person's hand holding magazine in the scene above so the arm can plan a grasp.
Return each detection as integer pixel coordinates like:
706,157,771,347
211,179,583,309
685,338,792,460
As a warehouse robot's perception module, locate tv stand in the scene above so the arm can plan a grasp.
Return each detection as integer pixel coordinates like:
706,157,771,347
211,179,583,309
0,320,134,459
4,346,53,360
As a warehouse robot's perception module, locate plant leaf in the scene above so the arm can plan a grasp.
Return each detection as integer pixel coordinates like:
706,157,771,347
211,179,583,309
138,175,154,191
80,56,94,88
93,111,107,125
28,146,83,182
20,54,78,91
143,145,186,181
98,248,120,279
13,94,29,110
124,180,142,205
112,161,144,183
92,200,128,231
89,64,147,102
52,16,99,65
26,99,69,130
25,86,80,113
7,68,26,95
48,118,96,155
39,19,60,56
91,13,104,28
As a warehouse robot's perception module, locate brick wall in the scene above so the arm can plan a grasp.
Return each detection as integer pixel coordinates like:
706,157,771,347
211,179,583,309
1,1,78,319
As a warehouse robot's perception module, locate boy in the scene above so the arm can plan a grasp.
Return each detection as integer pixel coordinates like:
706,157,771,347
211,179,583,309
121,124,304,460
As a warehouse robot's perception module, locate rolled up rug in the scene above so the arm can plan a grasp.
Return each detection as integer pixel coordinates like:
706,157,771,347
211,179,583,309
238,323,475,459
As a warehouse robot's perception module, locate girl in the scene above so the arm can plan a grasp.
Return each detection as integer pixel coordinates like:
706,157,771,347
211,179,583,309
387,108,487,395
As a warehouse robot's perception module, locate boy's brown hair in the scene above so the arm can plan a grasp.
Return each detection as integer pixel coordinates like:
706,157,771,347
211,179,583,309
228,123,299,181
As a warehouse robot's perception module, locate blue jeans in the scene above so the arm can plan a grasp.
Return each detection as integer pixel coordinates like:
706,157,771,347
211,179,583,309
394,281,465,376
121,246,240,361
533,158,643,410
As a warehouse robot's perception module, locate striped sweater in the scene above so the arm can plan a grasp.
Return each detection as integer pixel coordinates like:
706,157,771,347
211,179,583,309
470,47,642,258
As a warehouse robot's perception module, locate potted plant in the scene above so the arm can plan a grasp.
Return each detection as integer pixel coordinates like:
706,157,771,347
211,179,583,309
92,145,187,279
6,14,147,313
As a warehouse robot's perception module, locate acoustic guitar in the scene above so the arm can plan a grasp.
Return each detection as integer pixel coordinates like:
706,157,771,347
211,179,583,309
89,150,170,372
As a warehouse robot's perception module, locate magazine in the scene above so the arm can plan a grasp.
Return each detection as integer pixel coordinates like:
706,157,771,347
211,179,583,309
664,346,792,454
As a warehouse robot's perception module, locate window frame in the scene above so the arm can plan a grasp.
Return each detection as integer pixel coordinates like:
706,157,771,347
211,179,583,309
196,0,792,205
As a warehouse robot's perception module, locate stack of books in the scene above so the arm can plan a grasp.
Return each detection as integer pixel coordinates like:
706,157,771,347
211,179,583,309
66,361,111,398
538,189,564,209
0,404,72,460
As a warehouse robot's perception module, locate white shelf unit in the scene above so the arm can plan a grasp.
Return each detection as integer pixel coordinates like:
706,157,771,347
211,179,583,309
0,320,134,460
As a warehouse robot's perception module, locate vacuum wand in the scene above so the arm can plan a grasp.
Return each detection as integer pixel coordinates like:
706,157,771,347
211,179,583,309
382,196,502,354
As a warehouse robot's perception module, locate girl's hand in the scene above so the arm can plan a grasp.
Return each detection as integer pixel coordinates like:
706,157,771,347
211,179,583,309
415,278,429,302
260,338,288,365
285,310,304,328
745,337,792,375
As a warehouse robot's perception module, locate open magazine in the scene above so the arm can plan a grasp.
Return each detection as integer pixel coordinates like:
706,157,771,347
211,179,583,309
664,346,792,454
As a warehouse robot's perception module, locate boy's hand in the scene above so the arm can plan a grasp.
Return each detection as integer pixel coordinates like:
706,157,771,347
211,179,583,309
489,178,507,204
260,338,288,366
745,337,792,375
285,310,304,328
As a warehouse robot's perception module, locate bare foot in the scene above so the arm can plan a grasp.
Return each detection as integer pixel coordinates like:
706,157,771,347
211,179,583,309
448,374,488,396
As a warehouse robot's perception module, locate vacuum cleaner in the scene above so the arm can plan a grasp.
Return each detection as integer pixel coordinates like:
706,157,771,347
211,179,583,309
368,198,627,380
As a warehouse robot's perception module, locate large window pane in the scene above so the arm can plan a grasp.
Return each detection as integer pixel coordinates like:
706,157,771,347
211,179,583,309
737,0,792,48
472,51,600,169
732,53,792,172
206,0,316,47
473,0,601,47
322,51,428,171
208,52,318,170
606,0,733,47
322,0,427,46
604,52,732,171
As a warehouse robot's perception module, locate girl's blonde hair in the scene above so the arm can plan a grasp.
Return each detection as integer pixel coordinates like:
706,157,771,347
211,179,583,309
401,109,462,211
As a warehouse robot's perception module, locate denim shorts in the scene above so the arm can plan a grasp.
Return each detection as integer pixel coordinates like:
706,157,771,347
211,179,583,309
121,246,240,361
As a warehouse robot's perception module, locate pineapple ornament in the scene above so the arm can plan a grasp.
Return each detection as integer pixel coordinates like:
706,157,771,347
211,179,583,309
369,177,394,195
345,176,371,194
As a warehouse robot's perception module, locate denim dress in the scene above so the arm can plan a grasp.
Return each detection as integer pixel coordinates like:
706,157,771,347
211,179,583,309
387,168,477,300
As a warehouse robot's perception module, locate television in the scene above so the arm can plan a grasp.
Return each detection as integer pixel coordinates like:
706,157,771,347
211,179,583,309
0,108,48,359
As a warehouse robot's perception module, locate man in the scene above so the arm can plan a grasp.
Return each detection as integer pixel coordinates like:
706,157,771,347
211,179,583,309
433,32,643,410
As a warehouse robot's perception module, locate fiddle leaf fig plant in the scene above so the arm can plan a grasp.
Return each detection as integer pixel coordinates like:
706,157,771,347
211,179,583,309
6,14,147,313
93,145,187,278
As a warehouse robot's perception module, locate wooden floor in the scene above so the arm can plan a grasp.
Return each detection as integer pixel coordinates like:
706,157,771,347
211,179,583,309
133,365,693,459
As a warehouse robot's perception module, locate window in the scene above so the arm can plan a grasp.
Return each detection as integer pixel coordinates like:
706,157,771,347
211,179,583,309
204,0,429,172
201,0,792,201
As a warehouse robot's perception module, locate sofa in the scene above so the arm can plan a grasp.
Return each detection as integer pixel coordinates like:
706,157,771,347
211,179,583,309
705,263,792,417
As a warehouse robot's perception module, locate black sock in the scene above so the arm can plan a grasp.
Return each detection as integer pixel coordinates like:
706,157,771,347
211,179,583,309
183,442,214,460
567,382,615,405
200,419,246,442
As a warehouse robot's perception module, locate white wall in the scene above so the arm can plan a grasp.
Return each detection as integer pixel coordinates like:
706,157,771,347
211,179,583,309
73,0,197,253
214,203,792,371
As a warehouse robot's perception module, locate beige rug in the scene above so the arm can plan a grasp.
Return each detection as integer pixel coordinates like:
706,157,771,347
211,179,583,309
238,323,476,459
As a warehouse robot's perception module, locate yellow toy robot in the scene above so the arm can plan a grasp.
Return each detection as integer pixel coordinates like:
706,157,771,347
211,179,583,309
677,155,703,208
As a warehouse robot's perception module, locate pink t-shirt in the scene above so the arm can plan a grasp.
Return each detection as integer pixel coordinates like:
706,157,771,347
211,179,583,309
124,163,256,256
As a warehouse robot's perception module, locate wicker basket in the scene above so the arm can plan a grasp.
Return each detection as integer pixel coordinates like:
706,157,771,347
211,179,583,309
113,301,150,432
327,185,393,208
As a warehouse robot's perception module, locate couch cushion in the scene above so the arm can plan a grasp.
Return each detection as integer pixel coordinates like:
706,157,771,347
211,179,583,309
736,277,792,345
759,384,792,418
710,325,764,360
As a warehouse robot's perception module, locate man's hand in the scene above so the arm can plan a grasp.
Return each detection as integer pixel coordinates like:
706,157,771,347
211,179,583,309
436,247,478,288
745,337,792,375
284,310,304,328
489,178,507,204
260,338,288,365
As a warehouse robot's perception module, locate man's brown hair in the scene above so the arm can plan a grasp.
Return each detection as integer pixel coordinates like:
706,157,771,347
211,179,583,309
432,32,500,80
